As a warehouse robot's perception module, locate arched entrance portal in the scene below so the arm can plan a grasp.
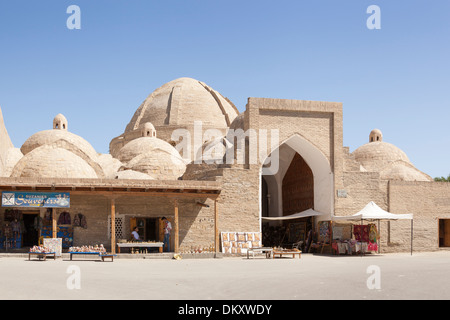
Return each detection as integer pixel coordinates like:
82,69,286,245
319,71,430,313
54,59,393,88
260,134,333,249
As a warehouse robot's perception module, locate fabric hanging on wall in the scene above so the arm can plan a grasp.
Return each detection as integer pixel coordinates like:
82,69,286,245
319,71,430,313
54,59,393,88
58,211,71,225
73,213,87,229
353,225,369,242
368,224,379,243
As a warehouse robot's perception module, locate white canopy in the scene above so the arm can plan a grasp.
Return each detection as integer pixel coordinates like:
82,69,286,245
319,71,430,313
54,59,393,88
332,201,413,221
262,208,326,221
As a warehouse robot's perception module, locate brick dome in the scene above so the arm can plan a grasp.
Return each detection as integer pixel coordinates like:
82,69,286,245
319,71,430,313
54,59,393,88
352,130,431,181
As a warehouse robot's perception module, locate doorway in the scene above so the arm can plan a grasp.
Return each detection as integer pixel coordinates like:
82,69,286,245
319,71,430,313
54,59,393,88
131,217,160,242
439,219,450,247
22,211,39,247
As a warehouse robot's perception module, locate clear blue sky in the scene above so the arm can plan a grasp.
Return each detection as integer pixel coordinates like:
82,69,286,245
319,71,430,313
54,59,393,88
0,0,449,178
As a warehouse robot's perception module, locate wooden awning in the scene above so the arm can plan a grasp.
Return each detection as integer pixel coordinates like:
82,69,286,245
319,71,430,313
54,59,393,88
0,177,221,198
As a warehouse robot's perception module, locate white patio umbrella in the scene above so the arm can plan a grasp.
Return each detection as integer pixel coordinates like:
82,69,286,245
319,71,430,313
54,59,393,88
332,201,414,255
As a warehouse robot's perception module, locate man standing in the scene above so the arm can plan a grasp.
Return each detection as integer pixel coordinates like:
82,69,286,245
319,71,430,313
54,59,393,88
162,217,172,252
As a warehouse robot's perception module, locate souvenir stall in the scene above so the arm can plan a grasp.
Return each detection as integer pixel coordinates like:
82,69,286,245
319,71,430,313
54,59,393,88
332,201,414,256
40,210,74,249
1,192,71,253
261,209,326,251
1,209,23,249
331,223,379,255
308,220,333,254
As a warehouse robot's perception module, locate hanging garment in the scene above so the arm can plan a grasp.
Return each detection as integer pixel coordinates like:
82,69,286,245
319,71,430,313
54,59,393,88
57,212,71,225
73,213,87,229
34,216,43,231
10,220,21,233
43,209,52,226
369,224,380,243
353,225,370,242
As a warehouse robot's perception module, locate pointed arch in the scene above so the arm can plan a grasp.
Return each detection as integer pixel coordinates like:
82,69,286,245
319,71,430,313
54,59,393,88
260,133,334,220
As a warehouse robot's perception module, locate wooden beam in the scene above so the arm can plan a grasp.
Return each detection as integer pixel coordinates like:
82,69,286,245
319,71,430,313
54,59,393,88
111,198,116,254
52,208,57,238
174,199,179,253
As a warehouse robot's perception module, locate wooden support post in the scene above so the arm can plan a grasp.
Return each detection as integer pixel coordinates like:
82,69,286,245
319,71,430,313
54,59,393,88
215,199,219,253
52,208,57,238
174,199,179,253
111,198,116,254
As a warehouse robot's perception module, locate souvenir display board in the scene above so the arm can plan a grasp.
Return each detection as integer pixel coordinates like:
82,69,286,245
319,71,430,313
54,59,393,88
43,238,62,257
221,232,262,255
41,226,73,249
318,221,331,243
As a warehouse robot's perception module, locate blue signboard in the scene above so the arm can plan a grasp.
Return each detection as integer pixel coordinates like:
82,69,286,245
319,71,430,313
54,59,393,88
1,192,70,208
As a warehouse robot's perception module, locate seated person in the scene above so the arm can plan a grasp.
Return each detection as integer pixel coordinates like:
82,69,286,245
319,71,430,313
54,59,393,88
131,227,142,242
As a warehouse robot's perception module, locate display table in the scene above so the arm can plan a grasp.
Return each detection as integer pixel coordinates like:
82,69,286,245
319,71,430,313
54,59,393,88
272,249,302,259
332,241,377,255
29,252,56,261
246,247,273,259
117,242,164,253
69,252,115,261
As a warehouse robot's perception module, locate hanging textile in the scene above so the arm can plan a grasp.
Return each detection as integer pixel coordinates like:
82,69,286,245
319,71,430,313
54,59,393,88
353,225,369,242
368,224,380,243
57,211,71,225
34,216,43,231
73,213,87,229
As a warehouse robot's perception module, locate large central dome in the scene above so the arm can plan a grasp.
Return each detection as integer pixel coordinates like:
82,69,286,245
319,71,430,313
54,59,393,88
125,78,238,133
110,77,240,157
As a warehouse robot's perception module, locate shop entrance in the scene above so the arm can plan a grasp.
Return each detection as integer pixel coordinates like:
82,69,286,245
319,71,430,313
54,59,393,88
439,219,450,247
129,217,172,253
261,145,314,249
22,211,40,247
131,217,161,242
260,134,333,251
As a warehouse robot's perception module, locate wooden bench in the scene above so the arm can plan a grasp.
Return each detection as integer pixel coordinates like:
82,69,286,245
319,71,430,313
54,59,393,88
29,252,56,261
272,249,302,259
247,247,273,259
69,252,117,262
100,254,116,262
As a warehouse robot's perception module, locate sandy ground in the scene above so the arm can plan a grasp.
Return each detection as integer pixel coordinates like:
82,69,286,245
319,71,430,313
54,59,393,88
1,251,450,300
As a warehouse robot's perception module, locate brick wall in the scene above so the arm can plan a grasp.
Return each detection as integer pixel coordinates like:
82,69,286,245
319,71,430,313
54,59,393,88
389,181,450,252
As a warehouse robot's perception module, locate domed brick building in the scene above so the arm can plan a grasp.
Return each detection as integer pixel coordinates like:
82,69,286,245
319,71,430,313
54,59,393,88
0,78,449,255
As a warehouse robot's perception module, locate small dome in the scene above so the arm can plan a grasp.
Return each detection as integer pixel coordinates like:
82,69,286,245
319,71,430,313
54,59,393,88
53,114,68,131
19,115,106,178
369,129,382,143
117,137,182,164
353,141,411,172
115,169,155,180
21,129,99,161
352,130,432,181
117,136,186,180
142,122,156,138
1,148,23,177
11,146,98,179
97,154,123,179
380,162,432,182
123,150,186,180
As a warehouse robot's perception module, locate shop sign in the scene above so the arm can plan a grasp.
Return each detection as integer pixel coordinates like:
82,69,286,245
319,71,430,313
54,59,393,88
1,192,70,208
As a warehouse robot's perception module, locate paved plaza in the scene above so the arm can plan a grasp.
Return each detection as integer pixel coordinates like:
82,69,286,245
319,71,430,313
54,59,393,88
1,251,450,300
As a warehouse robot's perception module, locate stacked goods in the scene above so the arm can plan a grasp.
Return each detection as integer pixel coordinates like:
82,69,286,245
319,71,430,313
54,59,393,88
69,244,106,254
30,245,51,253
